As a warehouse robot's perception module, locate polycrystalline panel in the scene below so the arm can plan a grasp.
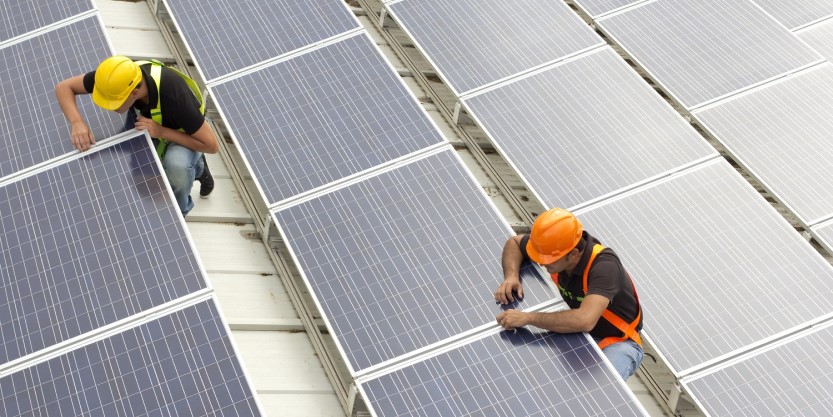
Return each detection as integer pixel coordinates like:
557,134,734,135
212,34,444,205
273,149,553,373
0,0,93,42
0,16,123,181
571,0,642,18
165,0,359,81
799,19,833,62
599,0,822,109
363,330,648,417
0,133,207,366
575,158,833,375
753,0,833,30
683,326,833,417
387,0,603,95
0,299,262,417
694,65,833,226
463,47,716,210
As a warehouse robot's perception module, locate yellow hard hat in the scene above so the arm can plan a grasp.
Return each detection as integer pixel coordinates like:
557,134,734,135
92,56,142,110
527,208,583,264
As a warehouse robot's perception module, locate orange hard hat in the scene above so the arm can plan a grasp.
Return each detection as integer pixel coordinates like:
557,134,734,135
526,208,583,264
92,56,142,111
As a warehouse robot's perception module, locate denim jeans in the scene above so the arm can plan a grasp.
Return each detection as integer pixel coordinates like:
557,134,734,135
594,337,644,380
156,140,204,216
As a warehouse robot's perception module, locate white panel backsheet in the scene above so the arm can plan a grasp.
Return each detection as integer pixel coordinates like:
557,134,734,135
694,64,833,226
576,158,833,375
752,0,833,30
599,0,822,109
463,47,716,210
799,19,833,62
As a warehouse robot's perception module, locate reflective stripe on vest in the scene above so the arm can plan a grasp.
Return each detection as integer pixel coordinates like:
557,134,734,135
133,59,205,159
555,244,643,350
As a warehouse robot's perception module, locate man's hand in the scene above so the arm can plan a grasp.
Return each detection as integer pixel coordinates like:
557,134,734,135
494,279,523,305
496,310,529,330
135,115,164,138
70,120,95,151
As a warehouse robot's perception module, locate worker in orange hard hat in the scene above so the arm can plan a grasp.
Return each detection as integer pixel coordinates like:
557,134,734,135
495,208,644,380
55,55,217,215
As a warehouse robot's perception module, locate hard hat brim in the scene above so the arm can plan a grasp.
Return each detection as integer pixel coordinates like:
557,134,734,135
91,86,129,111
527,240,562,265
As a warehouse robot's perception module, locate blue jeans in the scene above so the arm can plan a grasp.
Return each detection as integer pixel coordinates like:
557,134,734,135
156,140,204,216
594,337,644,380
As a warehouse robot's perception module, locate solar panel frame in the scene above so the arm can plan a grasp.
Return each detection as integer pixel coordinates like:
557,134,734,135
798,19,833,63
681,321,833,417
0,14,124,183
573,158,833,376
272,147,558,375
0,131,210,367
570,0,645,18
162,0,361,83
0,297,264,417
462,47,718,211
597,0,824,110
811,218,833,257
751,0,833,31
210,32,447,207
0,0,94,44
385,0,605,96
692,64,833,227
359,328,650,417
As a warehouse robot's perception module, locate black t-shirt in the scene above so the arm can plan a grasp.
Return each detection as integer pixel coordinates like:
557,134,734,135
520,231,643,340
83,64,204,135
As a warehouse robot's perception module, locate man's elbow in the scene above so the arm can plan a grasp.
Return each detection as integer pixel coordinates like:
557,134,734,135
205,141,220,154
579,315,600,333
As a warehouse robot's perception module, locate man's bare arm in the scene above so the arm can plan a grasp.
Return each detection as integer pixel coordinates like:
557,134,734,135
496,294,610,333
495,235,525,304
134,117,219,154
55,75,95,151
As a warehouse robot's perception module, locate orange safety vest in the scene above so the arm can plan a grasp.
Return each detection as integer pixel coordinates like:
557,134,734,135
553,244,643,350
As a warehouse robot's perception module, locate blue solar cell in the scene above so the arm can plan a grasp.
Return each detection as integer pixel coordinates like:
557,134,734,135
165,0,360,81
363,330,648,417
387,0,603,95
273,149,554,373
212,33,445,205
0,299,262,417
0,133,207,365
0,16,123,181
0,0,94,43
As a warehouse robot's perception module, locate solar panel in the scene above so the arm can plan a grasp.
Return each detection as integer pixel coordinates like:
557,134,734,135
211,33,445,206
0,132,207,366
463,47,717,210
693,64,833,226
0,15,123,182
682,323,833,417
798,19,833,62
598,0,823,109
0,0,93,43
164,0,360,82
0,298,263,417
574,158,833,376
273,149,555,373
752,0,833,30
812,219,833,256
386,0,604,95
571,0,643,18
361,329,649,417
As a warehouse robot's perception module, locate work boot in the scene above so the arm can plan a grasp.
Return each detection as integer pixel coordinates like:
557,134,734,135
196,154,214,198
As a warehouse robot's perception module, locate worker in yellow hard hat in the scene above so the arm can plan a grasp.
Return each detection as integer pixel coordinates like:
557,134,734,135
495,208,644,380
56,55,218,215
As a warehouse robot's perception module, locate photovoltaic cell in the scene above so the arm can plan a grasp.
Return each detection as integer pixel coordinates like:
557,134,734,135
799,19,833,62
164,0,360,81
0,299,262,417
0,133,207,366
0,16,123,181
752,0,833,30
212,34,445,206
571,0,643,18
682,324,833,417
387,0,603,95
362,330,648,417
694,64,833,226
273,149,554,373
0,0,93,43
463,47,716,210
575,158,833,375
599,0,822,109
